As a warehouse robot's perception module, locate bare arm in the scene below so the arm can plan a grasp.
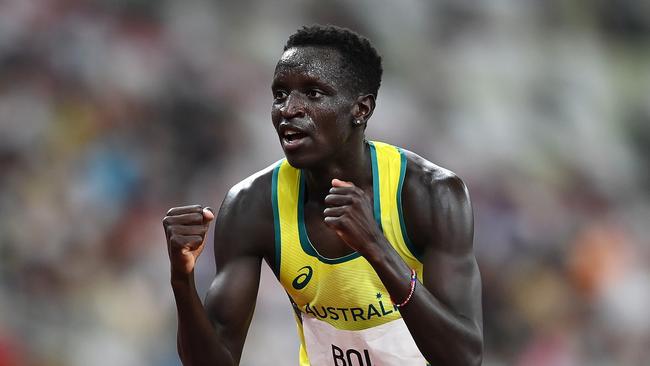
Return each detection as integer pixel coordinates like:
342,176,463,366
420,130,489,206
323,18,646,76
324,155,482,365
164,173,272,365
395,159,483,365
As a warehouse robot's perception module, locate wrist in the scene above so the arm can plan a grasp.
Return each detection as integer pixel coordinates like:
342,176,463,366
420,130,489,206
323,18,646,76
361,237,393,265
170,270,195,289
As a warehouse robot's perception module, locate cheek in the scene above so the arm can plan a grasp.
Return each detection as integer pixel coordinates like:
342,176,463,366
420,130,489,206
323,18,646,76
334,105,353,129
316,113,351,144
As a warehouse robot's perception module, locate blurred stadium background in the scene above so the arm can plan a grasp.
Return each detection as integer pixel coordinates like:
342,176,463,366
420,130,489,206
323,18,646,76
1,0,649,365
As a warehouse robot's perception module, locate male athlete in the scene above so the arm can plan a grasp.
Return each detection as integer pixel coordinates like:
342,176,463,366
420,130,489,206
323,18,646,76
163,25,483,365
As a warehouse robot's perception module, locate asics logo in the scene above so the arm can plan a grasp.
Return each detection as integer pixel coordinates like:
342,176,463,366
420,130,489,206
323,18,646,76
292,265,313,290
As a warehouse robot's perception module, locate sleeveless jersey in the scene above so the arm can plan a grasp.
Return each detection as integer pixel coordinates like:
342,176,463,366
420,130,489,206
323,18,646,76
271,141,430,366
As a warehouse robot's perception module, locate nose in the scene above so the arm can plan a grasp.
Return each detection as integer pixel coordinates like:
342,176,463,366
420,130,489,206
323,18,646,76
280,93,305,120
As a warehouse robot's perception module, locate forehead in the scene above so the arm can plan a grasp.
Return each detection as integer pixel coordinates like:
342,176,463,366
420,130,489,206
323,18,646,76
273,46,345,84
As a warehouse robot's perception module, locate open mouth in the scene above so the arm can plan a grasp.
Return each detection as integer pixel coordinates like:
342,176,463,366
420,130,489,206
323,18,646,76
282,130,308,144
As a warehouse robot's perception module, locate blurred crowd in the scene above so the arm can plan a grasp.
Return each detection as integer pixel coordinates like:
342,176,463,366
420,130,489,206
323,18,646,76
0,0,649,365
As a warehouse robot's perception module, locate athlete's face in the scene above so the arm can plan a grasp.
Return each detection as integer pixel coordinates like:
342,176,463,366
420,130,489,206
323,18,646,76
271,46,358,168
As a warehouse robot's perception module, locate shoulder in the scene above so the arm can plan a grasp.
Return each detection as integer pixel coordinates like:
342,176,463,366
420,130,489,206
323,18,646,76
220,161,278,216
214,161,279,259
398,148,473,254
400,148,470,200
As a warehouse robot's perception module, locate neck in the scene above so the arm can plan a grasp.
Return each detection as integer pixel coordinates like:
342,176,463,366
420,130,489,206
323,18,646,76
303,140,371,203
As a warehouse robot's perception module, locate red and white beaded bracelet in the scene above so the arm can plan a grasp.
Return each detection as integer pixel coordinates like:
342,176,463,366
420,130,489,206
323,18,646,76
392,268,417,308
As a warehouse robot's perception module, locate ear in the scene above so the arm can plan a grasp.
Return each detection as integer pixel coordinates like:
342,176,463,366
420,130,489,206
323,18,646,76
352,94,376,124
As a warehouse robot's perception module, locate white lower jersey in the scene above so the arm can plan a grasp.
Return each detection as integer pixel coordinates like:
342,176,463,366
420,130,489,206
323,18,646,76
302,316,428,366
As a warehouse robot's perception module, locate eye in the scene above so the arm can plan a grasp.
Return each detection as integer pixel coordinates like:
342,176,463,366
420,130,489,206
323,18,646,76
273,90,288,101
306,89,324,99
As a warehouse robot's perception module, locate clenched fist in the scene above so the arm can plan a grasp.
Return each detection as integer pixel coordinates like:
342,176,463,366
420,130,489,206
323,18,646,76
323,179,384,257
163,205,215,278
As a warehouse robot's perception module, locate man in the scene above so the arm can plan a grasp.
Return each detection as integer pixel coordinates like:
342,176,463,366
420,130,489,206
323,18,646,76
163,25,483,365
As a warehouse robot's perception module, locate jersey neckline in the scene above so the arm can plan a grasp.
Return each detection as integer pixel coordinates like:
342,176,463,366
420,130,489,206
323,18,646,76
296,141,382,264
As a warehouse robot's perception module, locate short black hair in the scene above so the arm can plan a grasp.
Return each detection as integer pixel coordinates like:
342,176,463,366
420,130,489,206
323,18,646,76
284,25,383,98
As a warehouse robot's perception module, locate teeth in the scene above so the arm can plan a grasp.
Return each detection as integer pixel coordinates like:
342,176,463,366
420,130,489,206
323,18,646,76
284,130,302,138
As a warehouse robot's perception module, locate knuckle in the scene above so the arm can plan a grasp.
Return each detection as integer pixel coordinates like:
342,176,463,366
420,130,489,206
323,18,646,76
330,218,342,227
162,216,171,226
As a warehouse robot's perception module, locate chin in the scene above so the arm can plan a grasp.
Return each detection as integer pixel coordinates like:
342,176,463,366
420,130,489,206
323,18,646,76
284,154,310,169
283,151,322,170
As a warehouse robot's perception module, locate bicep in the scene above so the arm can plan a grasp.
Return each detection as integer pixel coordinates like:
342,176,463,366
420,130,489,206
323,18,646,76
405,170,482,328
421,246,482,329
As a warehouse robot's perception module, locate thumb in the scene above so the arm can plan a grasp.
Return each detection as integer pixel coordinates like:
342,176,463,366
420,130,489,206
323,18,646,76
202,207,215,222
332,178,354,188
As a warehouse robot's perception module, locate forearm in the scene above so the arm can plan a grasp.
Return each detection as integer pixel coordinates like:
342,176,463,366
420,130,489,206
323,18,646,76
365,242,483,366
172,274,235,366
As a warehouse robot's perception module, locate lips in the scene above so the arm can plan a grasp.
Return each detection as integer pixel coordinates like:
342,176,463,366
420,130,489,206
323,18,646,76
279,124,310,150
